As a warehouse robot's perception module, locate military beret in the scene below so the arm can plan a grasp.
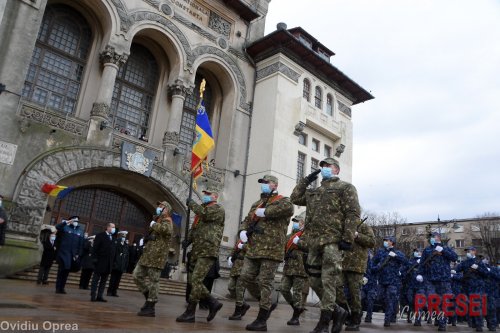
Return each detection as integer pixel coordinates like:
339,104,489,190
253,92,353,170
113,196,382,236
69,215,80,221
428,231,441,237
118,230,128,235
464,246,476,251
383,236,396,244
258,174,278,184
202,186,219,195
319,157,340,168
156,201,172,211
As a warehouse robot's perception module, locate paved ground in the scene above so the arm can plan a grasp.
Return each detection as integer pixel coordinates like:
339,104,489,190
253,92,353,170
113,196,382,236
0,279,475,333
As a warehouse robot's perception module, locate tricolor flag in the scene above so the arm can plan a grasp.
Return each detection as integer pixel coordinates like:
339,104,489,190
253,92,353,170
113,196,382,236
191,80,214,183
41,183,74,199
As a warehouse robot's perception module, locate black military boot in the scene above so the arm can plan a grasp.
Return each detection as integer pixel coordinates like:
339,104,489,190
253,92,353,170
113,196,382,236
266,302,278,320
176,301,197,322
246,307,269,331
345,311,361,331
229,303,250,320
137,301,156,317
310,309,333,333
331,305,348,333
287,306,303,326
206,295,223,322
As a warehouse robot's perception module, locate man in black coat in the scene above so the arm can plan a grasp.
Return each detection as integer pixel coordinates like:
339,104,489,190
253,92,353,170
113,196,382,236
107,230,130,297
79,235,95,290
37,231,57,284
90,223,116,302
0,195,7,248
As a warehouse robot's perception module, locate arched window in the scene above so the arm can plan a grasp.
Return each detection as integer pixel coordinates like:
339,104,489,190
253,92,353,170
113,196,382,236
22,5,92,114
326,94,333,116
178,75,213,154
303,79,311,102
110,43,159,139
315,86,322,109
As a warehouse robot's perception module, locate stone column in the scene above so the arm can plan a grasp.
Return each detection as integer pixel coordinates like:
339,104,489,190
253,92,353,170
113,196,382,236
87,45,128,146
163,79,193,170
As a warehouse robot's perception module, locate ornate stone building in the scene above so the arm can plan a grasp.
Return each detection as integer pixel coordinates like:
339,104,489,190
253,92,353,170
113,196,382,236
0,0,372,278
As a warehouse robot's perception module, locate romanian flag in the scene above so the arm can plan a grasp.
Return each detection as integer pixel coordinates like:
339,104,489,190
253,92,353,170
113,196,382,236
41,183,74,199
191,80,214,182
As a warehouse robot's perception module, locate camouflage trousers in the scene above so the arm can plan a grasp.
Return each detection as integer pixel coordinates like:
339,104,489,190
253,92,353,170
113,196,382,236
188,256,216,302
228,275,245,302
280,274,307,309
336,271,363,314
307,243,343,311
302,278,310,308
133,264,161,302
240,257,280,310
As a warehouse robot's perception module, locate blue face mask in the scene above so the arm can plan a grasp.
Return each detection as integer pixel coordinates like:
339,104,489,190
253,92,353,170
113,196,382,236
50,235,56,241
466,252,473,259
292,222,300,230
383,241,389,248
429,238,436,246
414,252,420,258
202,195,213,204
261,183,271,194
111,228,116,234
156,207,163,215
321,167,333,179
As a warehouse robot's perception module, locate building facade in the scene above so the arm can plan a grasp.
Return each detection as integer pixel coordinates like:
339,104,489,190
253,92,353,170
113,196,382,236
0,0,372,278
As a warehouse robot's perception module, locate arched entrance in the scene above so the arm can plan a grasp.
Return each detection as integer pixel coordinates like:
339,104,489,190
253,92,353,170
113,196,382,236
50,187,150,243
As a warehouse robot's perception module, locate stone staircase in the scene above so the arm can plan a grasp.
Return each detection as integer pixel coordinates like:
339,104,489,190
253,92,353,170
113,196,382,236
8,265,187,296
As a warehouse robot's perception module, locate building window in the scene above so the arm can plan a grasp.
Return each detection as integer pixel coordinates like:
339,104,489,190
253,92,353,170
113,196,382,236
179,75,213,154
416,227,424,235
298,133,307,146
22,5,92,115
378,227,395,237
303,79,311,102
314,86,322,109
472,238,482,247
311,139,320,152
297,152,306,183
326,94,333,116
471,224,480,232
455,239,464,248
110,43,158,139
324,145,332,158
416,241,425,250
311,158,319,187
401,228,409,236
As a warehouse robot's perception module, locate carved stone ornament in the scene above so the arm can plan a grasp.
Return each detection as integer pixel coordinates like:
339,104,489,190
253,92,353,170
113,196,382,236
208,12,231,38
100,45,129,66
90,102,110,119
163,131,180,146
126,145,150,174
168,80,194,98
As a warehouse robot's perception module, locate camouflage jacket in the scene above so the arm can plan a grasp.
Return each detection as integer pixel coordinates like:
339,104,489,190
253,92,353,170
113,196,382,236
342,221,375,273
283,232,307,277
240,193,294,262
291,177,360,249
188,201,225,260
138,216,173,270
229,242,247,277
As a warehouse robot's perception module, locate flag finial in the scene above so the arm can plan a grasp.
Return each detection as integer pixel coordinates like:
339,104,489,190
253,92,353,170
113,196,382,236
199,79,206,98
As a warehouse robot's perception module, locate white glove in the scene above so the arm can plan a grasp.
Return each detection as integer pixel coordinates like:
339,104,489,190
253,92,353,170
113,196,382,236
292,236,300,245
62,219,68,224
417,259,421,264
139,238,144,247
416,275,423,282
150,221,156,227
237,242,244,250
227,257,233,268
471,264,478,270
435,245,443,252
362,277,368,285
239,230,248,243
255,208,266,217
354,231,359,237
389,251,396,257
451,270,457,274
487,267,491,272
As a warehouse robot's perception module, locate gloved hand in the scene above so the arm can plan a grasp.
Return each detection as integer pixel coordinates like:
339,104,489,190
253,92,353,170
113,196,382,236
471,264,478,270
150,220,156,227
354,231,359,238
186,198,195,206
487,267,491,272
255,208,266,217
362,277,368,285
237,242,244,250
451,270,457,274
227,257,233,268
181,239,191,250
417,259,421,264
338,240,352,251
435,245,443,252
416,275,423,282
292,236,300,245
306,169,321,183
239,230,248,243
389,251,396,257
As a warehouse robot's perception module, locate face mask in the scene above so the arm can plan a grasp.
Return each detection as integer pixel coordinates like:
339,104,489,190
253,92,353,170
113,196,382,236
84,234,88,239
72,221,78,227
321,167,333,179
383,241,389,248
202,195,213,204
50,235,56,241
466,252,473,259
429,238,435,246
111,228,116,234
156,207,163,215
0,200,2,207
121,237,126,242
292,222,300,230
261,183,271,194
414,252,420,258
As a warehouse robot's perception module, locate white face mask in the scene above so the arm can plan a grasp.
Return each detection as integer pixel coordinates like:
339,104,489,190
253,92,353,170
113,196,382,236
0,200,2,207
72,221,79,227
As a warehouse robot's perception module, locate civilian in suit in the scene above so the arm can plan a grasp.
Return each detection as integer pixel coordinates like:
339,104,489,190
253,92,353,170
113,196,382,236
79,235,95,289
55,216,84,294
37,231,57,285
107,230,130,297
90,223,116,302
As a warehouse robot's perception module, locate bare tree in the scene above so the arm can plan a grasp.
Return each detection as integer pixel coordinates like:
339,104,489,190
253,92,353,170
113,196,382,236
475,213,500,264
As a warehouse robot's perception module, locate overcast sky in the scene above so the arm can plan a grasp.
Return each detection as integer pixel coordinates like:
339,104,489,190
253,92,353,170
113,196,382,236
264,0,500,223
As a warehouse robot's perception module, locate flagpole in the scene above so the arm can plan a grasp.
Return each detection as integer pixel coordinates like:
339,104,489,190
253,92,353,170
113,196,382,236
182,173,194,264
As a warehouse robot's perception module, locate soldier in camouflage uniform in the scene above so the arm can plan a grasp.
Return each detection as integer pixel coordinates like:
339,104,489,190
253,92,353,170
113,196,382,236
336,218,375,331
176,187,225,323
133,200,173,317
291,157,360,333
281,212,308,326
238,174,294,331
228,240,251,320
